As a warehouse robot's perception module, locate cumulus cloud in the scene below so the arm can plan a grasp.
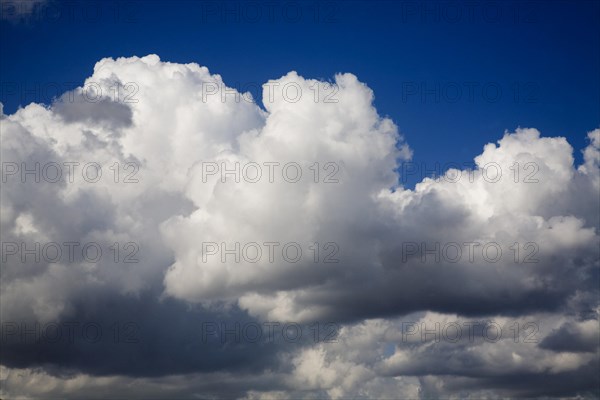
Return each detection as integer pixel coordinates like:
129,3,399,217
0,55,598,398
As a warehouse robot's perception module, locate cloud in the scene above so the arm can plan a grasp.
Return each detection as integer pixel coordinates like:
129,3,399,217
1,55,598,398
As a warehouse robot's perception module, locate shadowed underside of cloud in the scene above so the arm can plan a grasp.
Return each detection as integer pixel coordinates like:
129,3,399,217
0,55,598,399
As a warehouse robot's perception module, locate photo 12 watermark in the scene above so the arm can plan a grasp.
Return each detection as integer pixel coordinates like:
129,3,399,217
397,1,538,24
399,81,540,104
400,320,540,343
400,241,539,264
200,80,339,104
200,161,341,184
0,0,138,24
200,241,340,264
0,81,139,106
2,241,140,264
1,321,141,344
1,161,140,184
201,321,340,344
398,161,540,184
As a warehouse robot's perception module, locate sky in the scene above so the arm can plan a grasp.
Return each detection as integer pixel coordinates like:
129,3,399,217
0,0,599,398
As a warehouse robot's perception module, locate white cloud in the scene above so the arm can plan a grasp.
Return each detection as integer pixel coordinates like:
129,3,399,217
1,54,598,398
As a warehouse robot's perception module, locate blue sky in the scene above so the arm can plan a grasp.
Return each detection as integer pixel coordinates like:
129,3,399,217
2,0,598,186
